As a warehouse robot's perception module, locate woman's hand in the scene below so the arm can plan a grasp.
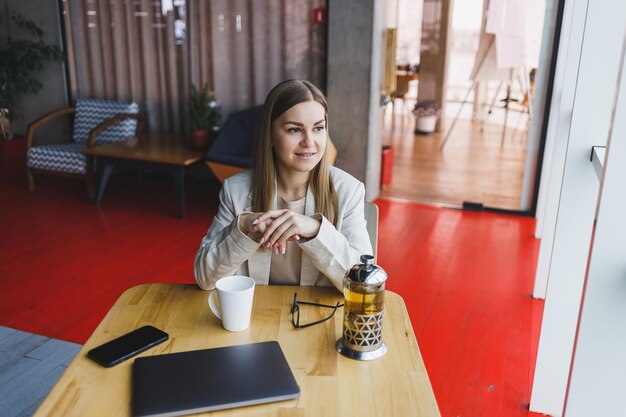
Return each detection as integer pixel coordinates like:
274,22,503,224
239,212,302,251
254,210,321,254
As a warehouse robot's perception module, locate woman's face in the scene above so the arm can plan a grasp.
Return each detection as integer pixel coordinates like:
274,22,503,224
271,100,327,176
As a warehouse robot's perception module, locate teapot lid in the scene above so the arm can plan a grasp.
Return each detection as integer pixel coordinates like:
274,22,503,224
346,255,387,285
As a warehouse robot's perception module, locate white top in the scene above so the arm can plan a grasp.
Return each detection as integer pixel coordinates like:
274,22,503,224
269,195,306,285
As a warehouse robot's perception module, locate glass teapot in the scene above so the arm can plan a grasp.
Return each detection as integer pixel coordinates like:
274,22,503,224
336,255,388,360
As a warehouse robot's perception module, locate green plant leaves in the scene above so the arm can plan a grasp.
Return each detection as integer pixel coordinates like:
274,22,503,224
189,83,220,130
11,12,45,38
0,10,64,113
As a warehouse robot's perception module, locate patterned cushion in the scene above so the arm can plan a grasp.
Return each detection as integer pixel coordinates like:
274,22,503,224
27,144,87,175
72,98,139,145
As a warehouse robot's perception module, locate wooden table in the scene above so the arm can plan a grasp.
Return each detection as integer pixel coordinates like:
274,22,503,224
84,133,204,218
33,284,441,417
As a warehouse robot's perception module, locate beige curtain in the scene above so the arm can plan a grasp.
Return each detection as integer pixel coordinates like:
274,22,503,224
189,0,326,116
68,0,326,131
69,0,187,132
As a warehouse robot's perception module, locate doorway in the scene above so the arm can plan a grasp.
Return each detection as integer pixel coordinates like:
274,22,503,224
381,0,551,212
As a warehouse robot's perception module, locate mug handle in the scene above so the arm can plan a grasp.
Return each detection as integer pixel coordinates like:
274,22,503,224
208,289,221,320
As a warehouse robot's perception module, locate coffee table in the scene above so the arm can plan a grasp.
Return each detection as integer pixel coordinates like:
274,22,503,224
33,284,441,417
84,133,204,218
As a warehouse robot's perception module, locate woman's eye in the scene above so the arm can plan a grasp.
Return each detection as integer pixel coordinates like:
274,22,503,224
287,127,301,133
313,126,325,132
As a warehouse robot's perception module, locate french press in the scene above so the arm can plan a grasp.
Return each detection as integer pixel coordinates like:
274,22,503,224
336,255,388,360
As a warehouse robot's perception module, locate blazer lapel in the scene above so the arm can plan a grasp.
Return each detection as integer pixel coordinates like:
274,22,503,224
245,188,254,207
300,184,320,286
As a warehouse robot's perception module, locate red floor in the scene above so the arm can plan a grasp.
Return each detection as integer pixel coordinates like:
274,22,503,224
0,173,545,417
376,199,545,417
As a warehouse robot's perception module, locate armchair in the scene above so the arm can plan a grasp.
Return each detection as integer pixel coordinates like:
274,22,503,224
26,98,144,198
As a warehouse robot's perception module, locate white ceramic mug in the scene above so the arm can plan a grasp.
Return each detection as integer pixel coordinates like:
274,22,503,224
208,276,255,331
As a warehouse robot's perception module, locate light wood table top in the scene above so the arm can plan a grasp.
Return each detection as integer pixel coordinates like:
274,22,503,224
83,132,204,166
34,284,440,417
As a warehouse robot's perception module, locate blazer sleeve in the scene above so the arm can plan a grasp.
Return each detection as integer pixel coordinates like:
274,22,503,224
298,181,373,290
194,178,261,290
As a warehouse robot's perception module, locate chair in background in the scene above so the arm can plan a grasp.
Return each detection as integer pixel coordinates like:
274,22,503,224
26,98,144,198
364,201,379,258
390,71,418,114
205,106,263,183
205,105,337,183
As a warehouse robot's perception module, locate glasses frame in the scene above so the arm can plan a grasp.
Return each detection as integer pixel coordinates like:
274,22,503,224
291,292,344,329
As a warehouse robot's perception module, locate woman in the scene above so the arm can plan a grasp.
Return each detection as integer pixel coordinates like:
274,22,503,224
194,79,372,292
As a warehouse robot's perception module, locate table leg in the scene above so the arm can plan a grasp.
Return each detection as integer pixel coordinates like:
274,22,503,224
94,159,114,206
171,166,185,218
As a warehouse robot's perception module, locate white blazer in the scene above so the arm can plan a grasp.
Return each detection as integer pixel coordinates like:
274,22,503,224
194,167,373,291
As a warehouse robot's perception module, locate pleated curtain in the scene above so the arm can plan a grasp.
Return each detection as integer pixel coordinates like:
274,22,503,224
193,0,326,115
67,0,326,133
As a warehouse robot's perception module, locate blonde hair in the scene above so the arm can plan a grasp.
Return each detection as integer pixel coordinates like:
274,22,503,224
252,79,338,225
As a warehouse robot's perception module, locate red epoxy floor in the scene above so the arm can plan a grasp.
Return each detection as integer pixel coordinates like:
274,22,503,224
0,174,545,417
376,199,544,417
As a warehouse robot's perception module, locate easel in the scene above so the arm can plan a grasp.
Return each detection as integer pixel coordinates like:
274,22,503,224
440,35,534,149
483,68,534,145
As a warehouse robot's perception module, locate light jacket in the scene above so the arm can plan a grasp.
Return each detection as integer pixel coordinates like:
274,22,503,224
194,167,373,291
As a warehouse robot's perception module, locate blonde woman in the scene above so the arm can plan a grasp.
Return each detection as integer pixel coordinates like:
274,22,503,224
194,80,372,292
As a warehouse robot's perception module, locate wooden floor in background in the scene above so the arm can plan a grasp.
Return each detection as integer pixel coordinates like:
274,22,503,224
381,113,528,210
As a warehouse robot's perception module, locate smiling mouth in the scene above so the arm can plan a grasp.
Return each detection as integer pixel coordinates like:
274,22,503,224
294,152,317,158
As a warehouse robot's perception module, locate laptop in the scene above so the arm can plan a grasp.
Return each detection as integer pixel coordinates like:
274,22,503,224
132,341,300,417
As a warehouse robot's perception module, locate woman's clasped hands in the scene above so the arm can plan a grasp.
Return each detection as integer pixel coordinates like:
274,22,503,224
240,210,321,255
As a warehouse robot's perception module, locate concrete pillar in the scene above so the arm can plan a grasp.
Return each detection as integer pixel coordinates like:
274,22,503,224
327,0,386,201
417,0,453,130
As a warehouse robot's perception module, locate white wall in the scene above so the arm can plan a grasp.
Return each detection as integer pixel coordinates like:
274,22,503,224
530,0,626,415
563,39,626,417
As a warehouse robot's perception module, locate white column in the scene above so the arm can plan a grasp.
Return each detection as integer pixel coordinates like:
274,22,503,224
533,0,578,244
533,0,588,297
530,0,626,415
521,0,561,212
563,39,626,417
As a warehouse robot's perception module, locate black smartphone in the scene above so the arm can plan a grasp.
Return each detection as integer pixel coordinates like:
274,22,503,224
87,325,168,367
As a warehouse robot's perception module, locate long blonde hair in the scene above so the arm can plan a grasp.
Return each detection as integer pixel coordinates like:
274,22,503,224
252,79,338,225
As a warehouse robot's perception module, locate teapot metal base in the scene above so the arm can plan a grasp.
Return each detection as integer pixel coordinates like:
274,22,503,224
336,339,387,361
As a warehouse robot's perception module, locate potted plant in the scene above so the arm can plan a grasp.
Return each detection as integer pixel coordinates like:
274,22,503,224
0,11,63,141
412,100,439,135
189,83,220,149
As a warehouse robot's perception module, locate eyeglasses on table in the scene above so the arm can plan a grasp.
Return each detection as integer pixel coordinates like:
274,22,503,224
290,292,344,329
